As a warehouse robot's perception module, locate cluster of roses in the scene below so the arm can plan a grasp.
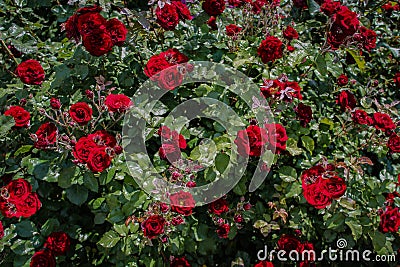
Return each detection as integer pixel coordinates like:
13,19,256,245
235,123,288,156
0,178,41,218
381,2,400,12
275,234,315,267
158,126,187,163
321,0,377,51
4,105,30,128
166,160,202,188
260,77,302,101
151,0,192,30
379,176,400,234
30,232,70,267
63,5,127,56
301,164,347,209
73,130,122,173
144,48,191,90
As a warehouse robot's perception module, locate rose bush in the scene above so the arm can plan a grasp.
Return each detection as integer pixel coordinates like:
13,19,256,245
0,0,399,267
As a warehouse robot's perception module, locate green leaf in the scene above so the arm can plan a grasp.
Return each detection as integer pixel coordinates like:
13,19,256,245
346,49,365,72
278,166,297,182
369,231,386,252
301,136,315,154
58,166,76,188
327,213,345,230
215,153,229,174
83,172,99,193
307,0,320,16
345,219,362,240
339,197,356,210
98,230,121,248
41,218,60,237
66,184,88,206
286,138,303,156
11,239,34,255
14,145,32,156
315,54,327,76
15,221,35,238
0,115,15,138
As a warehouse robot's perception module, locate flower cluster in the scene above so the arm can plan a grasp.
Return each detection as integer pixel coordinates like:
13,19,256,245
153,0,192,30
30,232,70,267
4,105,30,128
260,76,303,101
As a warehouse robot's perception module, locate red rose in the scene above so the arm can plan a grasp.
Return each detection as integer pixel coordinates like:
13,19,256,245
282,81,303,101
277,234,302,253
303,180,332,209
283,26,299,41
258,36,283,64
287,45,295,52
208,198,229,215
141,215,166,239
159,142,182,162
77,5,102,14
88,130,117,147
171,257,191,267
321,176,346,199
202,0,226,16
106,18,127,46
234,125,267,157
4,106,30,128
355,26,377,51
207,16,218,30
15,59,45,85
352,109,373,125
77,12,107,36
172,1,192,21
86,147,111,172
156,3,180,30
171,216,184,226
69,102,92,125
228,0,245,7
254,261,274,267
260,79,284,98
161,48,189,64
264,123,288,154
170,191,195,216
157,67,184,90
15,192,41,218
63,14,80,42
144,55,171,79
34,122,58,149
372,112,396,131
0,221,3,239
44,232,71,256
320,0,341,16
388,134,400,153
6,178,32,200
226,24,242,37
73,136,98,163
30,250,56,267
216,223,230,238
105,94,132,112
82,29,113,56
337,74,348,86
299,241,316,263
333,6,359,36
379,206,400,233
50,98,61,110
336,90,356,111
295,103,313,127
394,73,400,88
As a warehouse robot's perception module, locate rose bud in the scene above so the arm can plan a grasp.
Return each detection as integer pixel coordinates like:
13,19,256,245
234,214,244,223
50,98,61,109
160,235,169,243
186,181,196,187
243,203,252,210
85,90,94,99
114,145,123,155
171,171,182,180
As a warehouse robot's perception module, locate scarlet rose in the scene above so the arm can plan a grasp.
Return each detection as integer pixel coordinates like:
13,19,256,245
228,0,245,7
4,106,30,128
30,250,56,267
88,130,117,148
301,165,325,185
372,112,396,131
234,125,267,157
77,12,107,36
226,24,242,37
216,223,230,238
352,109,373,125
320,0,341,16
277,234,302,253
171,257,191,267
82,29,113,56
63,14,80,42
141,215,166,239
320,176,347,199
159,142,182,162
208,198,229,215
207,16,218,30
144,55,171,79
44,232,71,256
303,180,332,209
356,26,377,51
202,0,226,16
106,18,127,46
34,122,58,149
105,94,132,112
258,36,283,64
264,123,288,154
260,79,284,98
15,60,45,85
337,74,348,86
171,216,184,226
73,136,98,163
379,206,400,233
336,90,356,111
172,1,192,21
283,26,299,41
170,191,195,216
86,147,111,173
294,103,312,127
157,67,184,90
6,178,32,200
282,81,303,101
50,98,61,110
254,261,274,267
394,73,400,88
388,134,400,153
333,6,359,36
15,192,41,218
156,3,180,30
69,102,92,125
161,48,189,64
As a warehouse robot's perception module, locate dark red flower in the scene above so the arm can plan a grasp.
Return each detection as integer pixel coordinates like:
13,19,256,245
5,178,32,200
73,136,98,163
320,0,341,16
216,223,230,238
355,26,377,51
34,122,58,149
156,3,180,30
295,103,313,127
333,6,359,36
202,0,226,16
50,98,61,110
106,18,127,46
372,112,396,131
86,147,111,172
77,12,107,36
171,256,191,267
15,192,41,218
320,176,347,199
260,79,284,98
207,16,218,30
208,198,229,215
254,261,274,267
277,234,302,253
172,1,192,21
379,206,400,233
0,221,3,239
141,215,166,239
105,94,132,112
388,134,400,153
44,232,71,256
170,191,195,216
394,73,400,88
283,26,299,41
336,90,356,111
258,36,283,64
15,60,45,85
4,106,30,128
293,0,308,9
352,109,373,125
226,24,242,37
264,123,288,154
337,74,348,86
303,179,332,209
30,250,56,267
234,125,268,157
82,29,113,56
157,66,184,90
69,102,92,125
